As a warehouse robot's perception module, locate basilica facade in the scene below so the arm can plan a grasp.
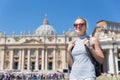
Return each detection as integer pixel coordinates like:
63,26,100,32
0,17,120,75
0,17,76,73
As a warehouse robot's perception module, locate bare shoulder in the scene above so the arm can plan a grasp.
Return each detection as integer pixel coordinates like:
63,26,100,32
91,36,98,41
91,36,99,44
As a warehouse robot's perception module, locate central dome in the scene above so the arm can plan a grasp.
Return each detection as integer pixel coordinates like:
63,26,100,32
35,17,57,36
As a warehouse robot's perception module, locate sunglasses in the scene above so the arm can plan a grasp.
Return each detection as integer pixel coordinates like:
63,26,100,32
74,23,85,28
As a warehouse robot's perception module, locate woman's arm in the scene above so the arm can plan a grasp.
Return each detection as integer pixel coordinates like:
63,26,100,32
67,41,75,68
67,50,74,69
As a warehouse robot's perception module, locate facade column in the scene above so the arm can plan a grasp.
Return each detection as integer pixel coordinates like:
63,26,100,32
45,49,48,70
62,49,66,69
18,49,22,69
42,49,45,70
35,49,39,71
53,49,56,70
27,49,30,70
114,51,118,74
102,51,107,73
113,43,118,74
21,49,25,70
10,50,13,70
1,50,5,70
108,49,115,74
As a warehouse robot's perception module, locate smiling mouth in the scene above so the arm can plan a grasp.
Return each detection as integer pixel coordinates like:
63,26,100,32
75,30,81,32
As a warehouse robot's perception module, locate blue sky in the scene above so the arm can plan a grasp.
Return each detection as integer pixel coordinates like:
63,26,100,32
0,0,120,35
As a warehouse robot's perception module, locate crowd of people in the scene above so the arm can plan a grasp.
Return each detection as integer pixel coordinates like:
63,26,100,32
0,72,65,80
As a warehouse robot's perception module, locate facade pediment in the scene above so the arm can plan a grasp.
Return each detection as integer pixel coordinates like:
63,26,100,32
22,39,43,44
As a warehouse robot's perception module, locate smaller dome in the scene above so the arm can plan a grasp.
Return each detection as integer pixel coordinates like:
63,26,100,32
35,17,57,36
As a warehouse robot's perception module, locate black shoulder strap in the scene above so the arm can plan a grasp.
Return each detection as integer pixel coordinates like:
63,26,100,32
85,45,95,64
85,44,100,66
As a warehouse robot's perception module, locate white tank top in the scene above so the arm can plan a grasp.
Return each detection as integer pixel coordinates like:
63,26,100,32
69,35,96,79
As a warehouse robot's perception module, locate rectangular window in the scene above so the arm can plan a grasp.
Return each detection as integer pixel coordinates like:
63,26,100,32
118,61,120,72
24,64,27,69
47,49,53,55
14,49,19,56
31,49,35,55
24,49,28,56
31,62,35,71
69,37,72,41
48,62,52,70
14,62,18,69
39,49,42,56
39,64,41,70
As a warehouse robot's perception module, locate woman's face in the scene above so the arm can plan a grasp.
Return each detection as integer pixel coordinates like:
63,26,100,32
74,18,87,36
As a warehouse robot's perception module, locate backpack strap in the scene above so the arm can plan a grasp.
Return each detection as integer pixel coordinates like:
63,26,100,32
86,35,93,46
85,45,95,64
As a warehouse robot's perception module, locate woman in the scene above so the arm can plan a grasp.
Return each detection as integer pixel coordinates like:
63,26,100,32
67,17,104,80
